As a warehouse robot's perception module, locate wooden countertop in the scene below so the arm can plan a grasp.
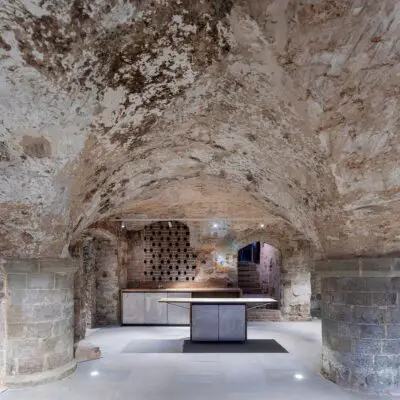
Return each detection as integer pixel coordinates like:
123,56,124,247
121,288,242,293
159,297,277,304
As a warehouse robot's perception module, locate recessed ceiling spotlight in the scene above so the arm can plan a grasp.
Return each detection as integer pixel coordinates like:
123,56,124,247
294,374,304,380
260,223,265,228
90,371,99,377
213,223,218,228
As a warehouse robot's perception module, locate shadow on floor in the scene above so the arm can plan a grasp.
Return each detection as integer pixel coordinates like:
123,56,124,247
122,339,288,354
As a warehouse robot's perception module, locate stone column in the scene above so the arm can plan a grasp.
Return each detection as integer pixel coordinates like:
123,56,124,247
317,258,400,395
0,260,7,386
2,258,77,387
280,252,312,320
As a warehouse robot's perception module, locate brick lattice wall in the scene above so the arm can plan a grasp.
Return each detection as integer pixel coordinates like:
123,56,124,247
127,222,198,285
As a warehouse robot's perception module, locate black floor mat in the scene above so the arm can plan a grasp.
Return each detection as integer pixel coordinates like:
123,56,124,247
122,339,288,354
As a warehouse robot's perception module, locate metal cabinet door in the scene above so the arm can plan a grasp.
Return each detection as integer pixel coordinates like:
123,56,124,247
191,304,219,341
122,293,145,324
167,292,191,325
218,304,246,341
144,292,167,324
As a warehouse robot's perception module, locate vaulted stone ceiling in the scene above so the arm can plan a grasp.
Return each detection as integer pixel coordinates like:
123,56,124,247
0,0,399,259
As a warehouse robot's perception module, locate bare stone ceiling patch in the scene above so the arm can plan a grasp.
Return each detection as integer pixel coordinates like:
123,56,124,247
0,0,399,259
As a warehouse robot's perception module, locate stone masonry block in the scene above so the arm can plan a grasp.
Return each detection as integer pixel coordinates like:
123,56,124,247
387,325,400,339
322,277,337,291
375,355,400,369
352,339,382,355
25,322,53,339
45,352,71,370
345,292,372,306
386,308,400,324
338,277,366,292
331,291,345,304
52,319,72,337
9,339,42,358
7,323,26,340
351,353,375,369
4,259,39,273
365,278,392,292
391,277,400,289
27,273,55,289
7,273,27,289
365,371,396,392
55,273,74,289
15,289,68,305
372,293,397,306
359,324,386,339
353,306,386,324
330,335,352,352
30,304,62,322
39,258,77,273
382,340,400,354
338,322,360,338
333,305,353,322
17,357,44,375
361,258,393,272
40,336,71,353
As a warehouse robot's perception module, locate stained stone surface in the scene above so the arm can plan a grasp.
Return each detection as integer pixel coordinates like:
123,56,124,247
0,0,398,262
320,259,400,395
0,259,76,385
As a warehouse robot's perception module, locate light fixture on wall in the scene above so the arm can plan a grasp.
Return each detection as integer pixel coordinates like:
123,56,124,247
168,221,172,228
121,222,126,229
260,223,265,228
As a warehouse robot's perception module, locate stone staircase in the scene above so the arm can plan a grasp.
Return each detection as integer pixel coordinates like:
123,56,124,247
238,262,262,294
238,263,281,322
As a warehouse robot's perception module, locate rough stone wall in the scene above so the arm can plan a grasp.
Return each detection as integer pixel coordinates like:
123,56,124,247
0,260,7,385
259,243,280,298
321,273,400,394
2,258,76,385
311,266,322,318
83,239,96,329
95,239,120,325
280,252,312,320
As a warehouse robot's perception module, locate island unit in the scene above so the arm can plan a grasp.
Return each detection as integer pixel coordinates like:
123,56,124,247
121,288,242,325
159,297,277,342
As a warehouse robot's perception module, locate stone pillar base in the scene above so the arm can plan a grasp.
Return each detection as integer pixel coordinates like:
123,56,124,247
4,361,77,388
2,258,77,387
317,258,400,395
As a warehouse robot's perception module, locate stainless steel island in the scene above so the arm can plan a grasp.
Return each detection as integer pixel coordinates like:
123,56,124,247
159,297,277,342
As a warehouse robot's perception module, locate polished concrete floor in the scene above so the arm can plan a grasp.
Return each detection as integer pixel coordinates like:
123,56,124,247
0,321,387,399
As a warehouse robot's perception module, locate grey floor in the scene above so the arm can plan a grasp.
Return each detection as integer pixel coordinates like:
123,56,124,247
0,321,388,399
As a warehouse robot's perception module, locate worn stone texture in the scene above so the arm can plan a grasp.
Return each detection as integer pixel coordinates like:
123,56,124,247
1,0,398,262
280,251,312,320
321,263,400,395
0,258,76,385
95,238,120,325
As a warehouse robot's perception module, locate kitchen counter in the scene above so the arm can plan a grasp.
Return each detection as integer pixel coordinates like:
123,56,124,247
120,288,242,325
121,288,242,293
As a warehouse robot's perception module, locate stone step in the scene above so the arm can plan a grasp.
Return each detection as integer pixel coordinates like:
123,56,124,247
247,309,281,322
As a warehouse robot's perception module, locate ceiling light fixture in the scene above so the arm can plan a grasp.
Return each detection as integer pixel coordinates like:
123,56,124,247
260,223,265,228
294,374,304,380
213,223,218,228
121,222,125,229
90,371,99,376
